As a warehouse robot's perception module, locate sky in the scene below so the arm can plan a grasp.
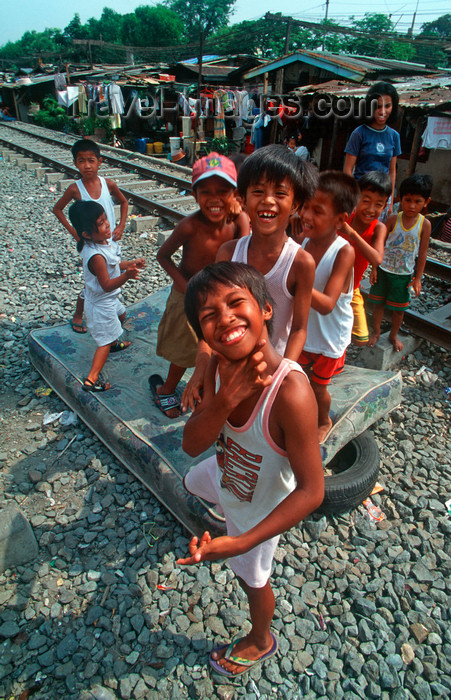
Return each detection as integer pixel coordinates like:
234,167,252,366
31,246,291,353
1,0,449,46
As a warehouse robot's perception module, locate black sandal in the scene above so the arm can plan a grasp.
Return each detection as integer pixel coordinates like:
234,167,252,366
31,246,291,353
110,340,131,353
83,378,111,392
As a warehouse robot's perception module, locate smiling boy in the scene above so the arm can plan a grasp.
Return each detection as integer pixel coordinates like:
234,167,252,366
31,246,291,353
339,171,392,345
178,261,324,678
300,171,359,442
149,153,249,418
182,145,318,412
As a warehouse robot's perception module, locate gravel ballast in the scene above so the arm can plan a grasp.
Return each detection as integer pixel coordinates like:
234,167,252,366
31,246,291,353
0,158,450,700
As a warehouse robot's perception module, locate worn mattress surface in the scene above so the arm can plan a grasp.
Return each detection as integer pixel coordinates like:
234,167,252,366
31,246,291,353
28,287,402,535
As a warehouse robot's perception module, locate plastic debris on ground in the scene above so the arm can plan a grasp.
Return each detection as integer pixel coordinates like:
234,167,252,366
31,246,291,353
370,482,385,496
43,412,62,426
36,386,52,397
59,410,78,426
446,498,451,517
362,498,386,522
416,365,438,386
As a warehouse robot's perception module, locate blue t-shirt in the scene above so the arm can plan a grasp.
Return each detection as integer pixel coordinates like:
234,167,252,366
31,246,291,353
345,124,402,180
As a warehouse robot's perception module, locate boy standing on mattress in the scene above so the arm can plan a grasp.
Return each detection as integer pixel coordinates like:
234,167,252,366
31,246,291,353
149,153,249,418
177,261,324,678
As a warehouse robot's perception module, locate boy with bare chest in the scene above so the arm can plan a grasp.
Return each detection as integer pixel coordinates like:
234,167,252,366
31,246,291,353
149,153,249,417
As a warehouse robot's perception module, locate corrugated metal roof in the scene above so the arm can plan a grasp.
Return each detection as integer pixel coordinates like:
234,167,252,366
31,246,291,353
292,75,451,108
243,49,433,82
178,64,235,77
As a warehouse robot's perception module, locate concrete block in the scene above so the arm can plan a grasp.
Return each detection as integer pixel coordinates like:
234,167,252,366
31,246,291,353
35,167,52,179
24,162,41,171
45,172,64,184
359,331,422,370
425,302,451,330
113,204,133,219
11,157,28,165
131,215,160,233
58,178,74,191
0,506,38,572
157,230,172,245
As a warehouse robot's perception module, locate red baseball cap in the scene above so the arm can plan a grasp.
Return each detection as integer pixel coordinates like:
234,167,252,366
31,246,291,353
192,152,237,188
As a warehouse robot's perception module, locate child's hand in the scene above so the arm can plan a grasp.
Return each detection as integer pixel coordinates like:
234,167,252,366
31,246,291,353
125,264,140,280
228,196,242,219
289,212,304,244
181,370,204,413
133,258,146,269
370,267,378,285
112,225,124,241
216,340,272,406
410,277,421,296
339,221,354,239
176,531,242,565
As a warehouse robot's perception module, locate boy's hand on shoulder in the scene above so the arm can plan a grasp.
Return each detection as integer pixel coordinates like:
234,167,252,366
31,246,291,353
339,221,356,240
112,225,125,241
176,531,244,565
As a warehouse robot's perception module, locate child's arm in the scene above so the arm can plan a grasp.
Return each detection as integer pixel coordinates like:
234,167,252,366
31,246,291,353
178,372,324,565
156,219,193,294
182,342,271,457
411,218,432,296
388,157,397,215
284,249,315,360
107,179,128,241
52,185,80,241
340,221,387,268
88,255,139,292
369,216,396,285
120,258,146,270
343,154,357,177
233,210,250,238
311,244,355,315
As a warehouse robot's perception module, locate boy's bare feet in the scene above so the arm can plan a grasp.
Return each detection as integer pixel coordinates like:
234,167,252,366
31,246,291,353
211,632,275,676
318,417,333,444
367,331,380,348
389,333,404,352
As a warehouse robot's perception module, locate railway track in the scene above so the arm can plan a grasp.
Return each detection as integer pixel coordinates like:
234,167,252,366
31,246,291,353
1,120,451,351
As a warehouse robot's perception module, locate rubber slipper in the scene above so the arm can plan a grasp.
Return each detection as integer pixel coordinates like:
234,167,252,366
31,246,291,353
110,340,130,353
148,374,181,416
71,321,87,334
82,378,111,392
209,632,278,678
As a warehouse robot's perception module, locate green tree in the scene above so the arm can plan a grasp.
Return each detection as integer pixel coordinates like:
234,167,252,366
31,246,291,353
165,0,236,41
419,14,451,38
121,5,182,46
346,13,394,56
64,13,89,40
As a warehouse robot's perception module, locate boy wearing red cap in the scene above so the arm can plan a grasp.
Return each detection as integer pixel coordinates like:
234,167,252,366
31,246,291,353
149,153,249,418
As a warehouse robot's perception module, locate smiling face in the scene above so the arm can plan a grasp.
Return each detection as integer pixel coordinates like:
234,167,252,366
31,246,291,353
74,150,102,179
193,175,236,224
371,94,393,129
355,188,388,226
301,189,347,241
197,282,272,360
244,176,297,238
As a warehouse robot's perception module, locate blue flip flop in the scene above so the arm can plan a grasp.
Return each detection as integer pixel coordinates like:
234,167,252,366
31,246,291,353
209,632,278,678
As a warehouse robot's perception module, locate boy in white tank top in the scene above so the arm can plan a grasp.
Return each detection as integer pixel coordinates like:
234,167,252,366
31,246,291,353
53,139,129,334
178,262,324,678
299,172,359,442
181,144,318,412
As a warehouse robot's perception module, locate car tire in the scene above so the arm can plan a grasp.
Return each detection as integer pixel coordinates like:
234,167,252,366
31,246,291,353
318,430,380,514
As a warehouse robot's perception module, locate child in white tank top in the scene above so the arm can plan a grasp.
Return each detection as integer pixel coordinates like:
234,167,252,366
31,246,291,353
178,262,324,679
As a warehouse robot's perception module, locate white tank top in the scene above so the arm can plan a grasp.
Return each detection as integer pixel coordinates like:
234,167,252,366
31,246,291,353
80,240,121,302
76,176,117,236
302,236,353,358
231,235,300,354
215,358,303,532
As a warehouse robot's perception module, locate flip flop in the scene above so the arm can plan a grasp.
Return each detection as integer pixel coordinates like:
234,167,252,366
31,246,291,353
209,632,278,678
71,321,87,334
148,374,181,417
110,340,131,353
82,378,111,392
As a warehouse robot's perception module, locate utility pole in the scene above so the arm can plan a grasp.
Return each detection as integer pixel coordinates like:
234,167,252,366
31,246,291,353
408,0,419,37
322,0,330,51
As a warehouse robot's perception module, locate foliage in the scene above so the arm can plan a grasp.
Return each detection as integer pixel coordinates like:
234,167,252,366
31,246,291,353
165,0,236,41
210,136,230,154
419,14,451,38
31,96,70,131
121,5,183,46
346,13,394,56
71,116,114,142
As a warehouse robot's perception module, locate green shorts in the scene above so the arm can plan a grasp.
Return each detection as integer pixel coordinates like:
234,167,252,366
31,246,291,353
368,268,411,310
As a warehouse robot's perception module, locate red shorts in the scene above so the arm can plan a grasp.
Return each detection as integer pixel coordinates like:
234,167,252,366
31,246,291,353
299,350,346,385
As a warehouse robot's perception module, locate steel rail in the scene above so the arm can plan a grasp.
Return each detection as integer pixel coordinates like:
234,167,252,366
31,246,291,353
402,309,451,352
0,136,186,223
